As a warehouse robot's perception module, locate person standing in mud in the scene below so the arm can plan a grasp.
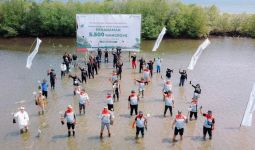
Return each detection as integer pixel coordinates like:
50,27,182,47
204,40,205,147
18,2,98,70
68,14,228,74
172,111,188,142
35,91,46,115
134,77,148,98
104,49,109,63
61,105,76,137
87,60,94,79
190,81,201,99
79,66,88,84
132,111,147,139
100,107,113,138
200,107,215,140
163,91,174,117
69,74,82,95
13,106,29,134
72,53,78,68
98,48,102,60
106,93,114,111
47,68,56,90
112,50,118,68
76,88,90,115
41,79,48,98
179,69,187,87
93,57,98,75
131,53,137,69
96,54,101,69
116,60,123,80
128,90,139,116
147,60,154,77
60,62,67,79
138,57,146,73
112,80,121,102
166,68,173,79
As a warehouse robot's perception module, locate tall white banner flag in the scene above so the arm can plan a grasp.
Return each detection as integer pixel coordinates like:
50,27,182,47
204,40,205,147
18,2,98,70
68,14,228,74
241,83,255,126
152,27,166,52
26,38,42,69
187,38,210,70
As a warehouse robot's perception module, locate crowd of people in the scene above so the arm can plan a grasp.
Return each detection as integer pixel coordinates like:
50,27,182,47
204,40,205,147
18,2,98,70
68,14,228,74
12,48,215,142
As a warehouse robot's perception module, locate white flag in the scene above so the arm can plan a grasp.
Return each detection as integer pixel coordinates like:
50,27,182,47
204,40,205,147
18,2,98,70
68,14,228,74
187,38,210,70
152,27,166,52
26,38,42,69
241,83,255,126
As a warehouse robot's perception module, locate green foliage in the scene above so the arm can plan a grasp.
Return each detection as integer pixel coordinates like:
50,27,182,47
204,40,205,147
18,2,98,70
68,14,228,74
0,0,254,38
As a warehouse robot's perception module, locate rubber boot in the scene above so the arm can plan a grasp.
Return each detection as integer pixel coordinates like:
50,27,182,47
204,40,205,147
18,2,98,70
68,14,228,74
68,131,71,137
73,131,75,136
100,133,103,138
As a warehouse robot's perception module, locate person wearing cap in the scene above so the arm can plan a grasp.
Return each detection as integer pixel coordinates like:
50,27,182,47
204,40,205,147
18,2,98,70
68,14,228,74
106,93,114,111
135,77,148,98
47,68,57,89
189,98,199,121
62,105,76,137
200,107,215,140
13,106,29,134
179,69,187,87
128,90,140,116
41,79,48,98
112,80,121,102
76,88,90,115
155,57,162,74
36,91,46,115
100,107,113,138
172,111,188,141
190,81,201,99
132,111,147,139
163,91,174,117
60,62,67,79
116,59,123,80
69,74,82,95
131,53,137,69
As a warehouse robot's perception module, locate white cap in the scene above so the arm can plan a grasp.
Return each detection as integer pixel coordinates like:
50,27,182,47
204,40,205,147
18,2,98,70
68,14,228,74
20,106,25,110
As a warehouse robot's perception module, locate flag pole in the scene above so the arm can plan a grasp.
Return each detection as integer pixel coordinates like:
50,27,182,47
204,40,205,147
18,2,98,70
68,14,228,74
240,97,250,127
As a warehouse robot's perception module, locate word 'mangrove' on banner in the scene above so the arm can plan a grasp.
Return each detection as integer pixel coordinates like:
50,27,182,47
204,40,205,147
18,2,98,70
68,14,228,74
76,14,141,52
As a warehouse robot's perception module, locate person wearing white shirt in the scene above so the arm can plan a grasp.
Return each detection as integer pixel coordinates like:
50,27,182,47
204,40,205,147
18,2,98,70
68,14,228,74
13,106,29,134
76,88,90,115
60,62,67,79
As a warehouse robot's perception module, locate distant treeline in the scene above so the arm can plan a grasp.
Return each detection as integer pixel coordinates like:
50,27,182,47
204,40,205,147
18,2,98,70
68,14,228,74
0,0,255,39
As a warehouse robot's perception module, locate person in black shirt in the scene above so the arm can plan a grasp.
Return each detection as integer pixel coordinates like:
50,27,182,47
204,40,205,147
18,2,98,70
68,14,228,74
190,81,201,99
79,66,88,83
104,49,109,63
93,57,98,75
138,57,145,73
179,69,187,87
166,68,173,79
131,53,137,69
96,54,101,69
69,74,82,95
116,60,123,80
87,61,94,79
47,69,56,89
72,54,78,68
98,48,102,60
147,60,154,77
112,51,118,68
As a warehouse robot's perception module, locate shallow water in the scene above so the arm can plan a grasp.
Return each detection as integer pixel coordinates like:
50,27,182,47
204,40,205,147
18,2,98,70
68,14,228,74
0,37,255,150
